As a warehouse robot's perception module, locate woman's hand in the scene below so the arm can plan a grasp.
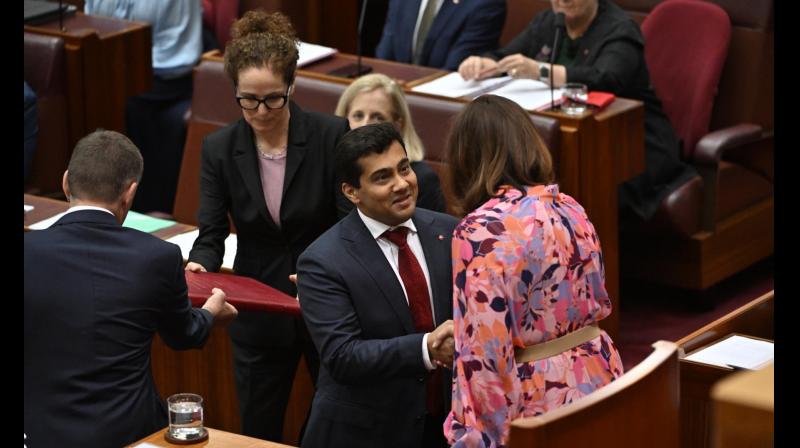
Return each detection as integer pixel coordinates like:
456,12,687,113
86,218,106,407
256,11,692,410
458,56,500,81
185,262,207,272
496,54,540,80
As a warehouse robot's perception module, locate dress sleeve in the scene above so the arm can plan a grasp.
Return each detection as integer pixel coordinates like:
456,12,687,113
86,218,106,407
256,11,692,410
445,229,525,447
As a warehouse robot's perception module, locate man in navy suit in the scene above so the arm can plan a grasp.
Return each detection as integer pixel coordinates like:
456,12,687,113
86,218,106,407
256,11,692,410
297,123,459,447
24,130,237,448
375,0,506,70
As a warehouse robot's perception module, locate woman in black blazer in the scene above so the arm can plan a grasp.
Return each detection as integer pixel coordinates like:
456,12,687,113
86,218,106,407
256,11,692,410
186,11,350,442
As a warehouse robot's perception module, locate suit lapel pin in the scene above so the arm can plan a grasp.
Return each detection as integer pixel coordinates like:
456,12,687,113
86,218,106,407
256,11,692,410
453,0,459,4
438,235,445,240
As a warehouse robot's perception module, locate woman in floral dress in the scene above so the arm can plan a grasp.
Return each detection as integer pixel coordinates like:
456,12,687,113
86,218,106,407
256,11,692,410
442,95,624,447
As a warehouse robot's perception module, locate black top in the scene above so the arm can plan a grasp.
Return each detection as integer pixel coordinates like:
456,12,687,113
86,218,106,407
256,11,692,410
487,0,696,219
411,160,447,213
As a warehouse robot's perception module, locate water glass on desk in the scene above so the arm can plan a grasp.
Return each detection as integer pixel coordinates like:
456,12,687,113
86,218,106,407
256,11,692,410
166,393,208,443
561,83,588,115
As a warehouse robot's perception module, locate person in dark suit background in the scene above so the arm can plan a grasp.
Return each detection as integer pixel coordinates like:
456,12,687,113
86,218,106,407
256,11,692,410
24,80,37,186
376,0,506,70
335,73,446,213
185,11,351,442
24,130,237,448
297,123,459,448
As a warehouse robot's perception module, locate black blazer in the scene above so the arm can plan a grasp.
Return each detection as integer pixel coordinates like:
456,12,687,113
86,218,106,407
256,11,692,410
189,101,351,346
411,160,446,213
297,208,459,448
24,210,214,448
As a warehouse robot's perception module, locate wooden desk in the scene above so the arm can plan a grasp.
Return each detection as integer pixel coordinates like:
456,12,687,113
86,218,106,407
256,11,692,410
675,290,774,448
24,193,312,445
710,364,774,448
128,427,295,447
24,12,152,148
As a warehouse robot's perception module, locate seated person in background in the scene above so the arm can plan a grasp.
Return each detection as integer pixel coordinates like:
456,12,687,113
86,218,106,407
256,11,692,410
335,73,447,213
297,123,459,448
85,0,202,214
24,130,237,448
376,0,506,70
442,95,624,447
24,81,37,187
458,0,696,222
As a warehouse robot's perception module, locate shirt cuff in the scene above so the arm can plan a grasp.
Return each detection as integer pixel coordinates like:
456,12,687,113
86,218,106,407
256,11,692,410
422,333,435,371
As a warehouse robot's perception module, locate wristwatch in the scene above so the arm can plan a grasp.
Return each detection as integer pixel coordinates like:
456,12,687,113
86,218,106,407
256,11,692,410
539,64,550,83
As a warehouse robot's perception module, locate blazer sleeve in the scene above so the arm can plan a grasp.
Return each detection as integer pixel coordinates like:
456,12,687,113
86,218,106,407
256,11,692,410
375,0,399,60
297,246,428,385
444,0,506,70
158,244,214,350
566,36,644,92
188,133,232,272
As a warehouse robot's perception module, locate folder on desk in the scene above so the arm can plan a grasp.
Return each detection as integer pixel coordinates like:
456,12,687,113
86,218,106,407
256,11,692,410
186,271,301,316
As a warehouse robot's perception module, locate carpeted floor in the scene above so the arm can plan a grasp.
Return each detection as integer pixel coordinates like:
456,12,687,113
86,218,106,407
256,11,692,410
615,256,774,371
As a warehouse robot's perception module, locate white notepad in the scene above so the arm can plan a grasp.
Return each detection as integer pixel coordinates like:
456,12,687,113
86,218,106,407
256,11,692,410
684,334,774,370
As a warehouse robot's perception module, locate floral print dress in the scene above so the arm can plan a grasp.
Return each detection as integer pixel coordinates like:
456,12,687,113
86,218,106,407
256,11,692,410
444,184,624,447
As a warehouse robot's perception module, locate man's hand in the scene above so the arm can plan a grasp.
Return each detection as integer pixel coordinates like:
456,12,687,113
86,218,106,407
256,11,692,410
428,320,455,368
288,274,299,301
201,287,238,325
185,261,207,272
459,56,500,81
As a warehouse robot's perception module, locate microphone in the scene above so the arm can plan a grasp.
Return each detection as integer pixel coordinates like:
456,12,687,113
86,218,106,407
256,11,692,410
329,0,373,78
548,12,566,111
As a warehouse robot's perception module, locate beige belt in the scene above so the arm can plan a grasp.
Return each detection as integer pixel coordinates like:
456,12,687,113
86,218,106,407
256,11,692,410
514,324,602,363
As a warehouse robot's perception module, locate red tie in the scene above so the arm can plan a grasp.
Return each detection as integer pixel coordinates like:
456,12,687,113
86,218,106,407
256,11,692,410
382,227,443,417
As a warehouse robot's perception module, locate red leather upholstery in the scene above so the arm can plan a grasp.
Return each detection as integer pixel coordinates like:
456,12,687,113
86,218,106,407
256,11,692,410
24,32,70,195
642,0,730,160
202,0,239,49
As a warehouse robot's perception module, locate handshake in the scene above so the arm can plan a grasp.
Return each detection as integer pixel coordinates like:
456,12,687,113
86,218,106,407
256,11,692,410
428,320,456,369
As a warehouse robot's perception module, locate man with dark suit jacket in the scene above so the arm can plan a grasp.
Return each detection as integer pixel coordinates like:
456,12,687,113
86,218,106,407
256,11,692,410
297,123,459,448
24,130,237,448
375,0,506,70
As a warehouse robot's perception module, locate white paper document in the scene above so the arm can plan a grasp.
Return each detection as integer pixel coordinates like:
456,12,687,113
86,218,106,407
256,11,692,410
684,334,774,370
166,229,238,270
490,79,564,111
411,72,562,111
24,204,34,213
297,41,338,68
411,72,514,99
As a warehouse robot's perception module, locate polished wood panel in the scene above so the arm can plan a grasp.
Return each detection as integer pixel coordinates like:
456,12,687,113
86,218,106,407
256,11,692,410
508,341,680,448
24,12,152,147
128,427,295,447
675,290,774,448
710,364,773,448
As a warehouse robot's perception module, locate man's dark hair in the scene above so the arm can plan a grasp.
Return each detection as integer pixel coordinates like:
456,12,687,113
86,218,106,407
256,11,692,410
335,122,406,188
67,130,143,204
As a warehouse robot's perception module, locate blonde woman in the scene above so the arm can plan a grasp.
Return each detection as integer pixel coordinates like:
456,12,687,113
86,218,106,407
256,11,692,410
336,73,446,212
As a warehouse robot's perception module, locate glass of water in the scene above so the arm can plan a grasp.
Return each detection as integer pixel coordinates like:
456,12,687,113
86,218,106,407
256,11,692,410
561,83,589,115
166,393,208,443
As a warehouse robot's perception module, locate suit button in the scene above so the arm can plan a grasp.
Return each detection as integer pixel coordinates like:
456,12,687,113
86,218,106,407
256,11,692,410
418,376,424,382
415,415,424,422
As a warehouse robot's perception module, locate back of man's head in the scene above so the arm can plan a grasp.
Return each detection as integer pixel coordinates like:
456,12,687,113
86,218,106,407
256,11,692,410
67,130,143,204
336,122,406,188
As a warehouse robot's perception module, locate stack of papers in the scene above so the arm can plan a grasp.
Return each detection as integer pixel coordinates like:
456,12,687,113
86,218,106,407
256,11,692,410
410,72,563,111
297,41,338,68
684,334,774,370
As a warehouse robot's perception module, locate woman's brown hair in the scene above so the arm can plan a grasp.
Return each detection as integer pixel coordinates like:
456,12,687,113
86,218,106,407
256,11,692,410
444,94,555,216
224,10,298,86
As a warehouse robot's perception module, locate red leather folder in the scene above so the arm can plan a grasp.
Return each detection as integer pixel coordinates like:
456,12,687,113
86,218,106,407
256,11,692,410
587,91,615,109
185,271,301,316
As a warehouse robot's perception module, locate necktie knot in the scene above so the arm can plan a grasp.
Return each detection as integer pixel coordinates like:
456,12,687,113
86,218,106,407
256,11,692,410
382,227,410,248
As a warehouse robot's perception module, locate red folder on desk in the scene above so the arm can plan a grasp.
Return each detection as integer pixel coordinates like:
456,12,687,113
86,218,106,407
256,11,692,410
185,271,301,316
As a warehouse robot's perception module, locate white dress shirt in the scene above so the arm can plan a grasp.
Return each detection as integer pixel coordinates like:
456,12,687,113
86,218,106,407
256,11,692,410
357,209,437,370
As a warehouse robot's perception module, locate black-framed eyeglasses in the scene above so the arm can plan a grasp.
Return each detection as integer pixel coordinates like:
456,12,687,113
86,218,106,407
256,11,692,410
235,87,290,110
